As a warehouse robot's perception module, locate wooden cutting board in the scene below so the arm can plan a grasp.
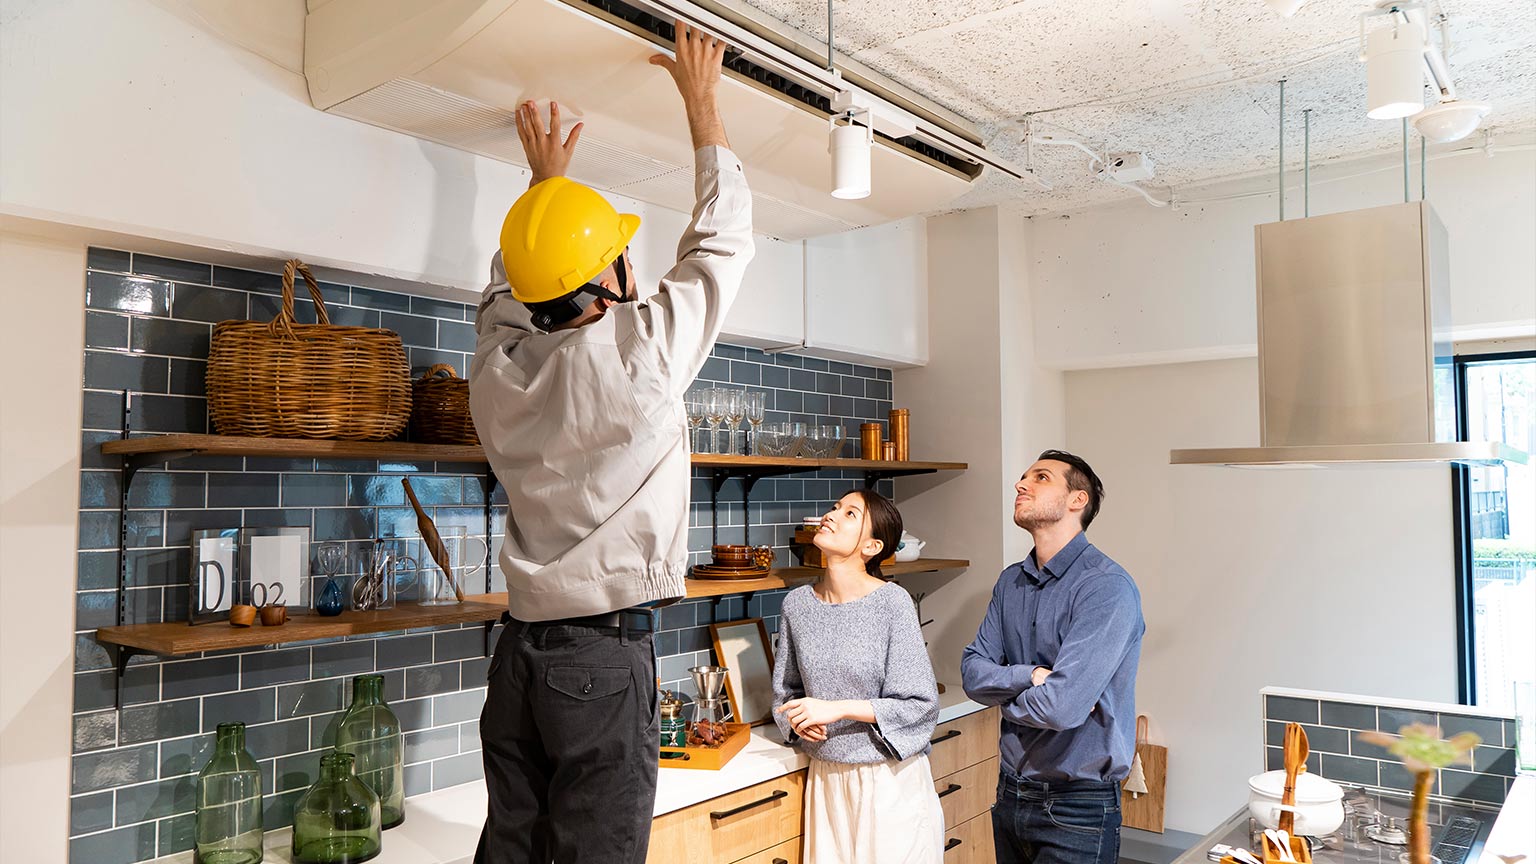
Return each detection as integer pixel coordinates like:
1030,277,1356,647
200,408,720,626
1122,715,1167,833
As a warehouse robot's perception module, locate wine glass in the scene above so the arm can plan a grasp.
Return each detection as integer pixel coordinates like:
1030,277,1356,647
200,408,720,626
723,389,746,455
703,387,726,455
744,391,766,455
684,390,707,453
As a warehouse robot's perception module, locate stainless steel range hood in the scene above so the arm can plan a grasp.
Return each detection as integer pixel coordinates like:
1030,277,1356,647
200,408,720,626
1171,201,1527,468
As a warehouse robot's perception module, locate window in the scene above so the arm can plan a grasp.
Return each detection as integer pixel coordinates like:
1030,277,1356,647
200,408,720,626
1455,349,1535,713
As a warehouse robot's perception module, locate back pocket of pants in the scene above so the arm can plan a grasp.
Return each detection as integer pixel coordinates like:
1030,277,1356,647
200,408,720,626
546,665,630,701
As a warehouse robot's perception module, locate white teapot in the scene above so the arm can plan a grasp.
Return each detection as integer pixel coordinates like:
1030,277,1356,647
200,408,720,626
893,531,926,563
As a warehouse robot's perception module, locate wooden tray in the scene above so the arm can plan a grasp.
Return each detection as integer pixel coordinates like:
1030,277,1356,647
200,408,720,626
659,723,751,770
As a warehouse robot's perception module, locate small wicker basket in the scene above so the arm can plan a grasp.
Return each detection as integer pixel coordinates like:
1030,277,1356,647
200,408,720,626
411,364,479,445
206,260,410,440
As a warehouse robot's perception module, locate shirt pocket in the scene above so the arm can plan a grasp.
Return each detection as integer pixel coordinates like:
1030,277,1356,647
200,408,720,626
546,665,631,702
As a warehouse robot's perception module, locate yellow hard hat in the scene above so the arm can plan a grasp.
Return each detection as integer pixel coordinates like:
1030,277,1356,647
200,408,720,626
499,177,641,304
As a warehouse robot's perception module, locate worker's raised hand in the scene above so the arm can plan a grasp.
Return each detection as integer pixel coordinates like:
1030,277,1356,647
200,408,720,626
649,21,730,150
515,100,582,188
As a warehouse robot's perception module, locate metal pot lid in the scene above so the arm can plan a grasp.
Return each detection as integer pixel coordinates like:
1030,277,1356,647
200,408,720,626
1247,769,1344,804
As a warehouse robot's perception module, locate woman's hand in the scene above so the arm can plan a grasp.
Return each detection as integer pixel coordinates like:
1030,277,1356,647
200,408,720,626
515,100,582,188
776,697,845,735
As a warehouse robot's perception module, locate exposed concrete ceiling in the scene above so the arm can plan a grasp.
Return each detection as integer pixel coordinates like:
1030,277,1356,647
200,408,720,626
733,0,1536,214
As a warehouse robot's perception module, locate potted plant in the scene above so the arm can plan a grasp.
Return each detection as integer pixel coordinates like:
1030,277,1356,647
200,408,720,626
1359,723,1480,864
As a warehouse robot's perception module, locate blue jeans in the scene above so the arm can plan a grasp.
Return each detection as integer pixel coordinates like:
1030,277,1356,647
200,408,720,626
992,772,1123,864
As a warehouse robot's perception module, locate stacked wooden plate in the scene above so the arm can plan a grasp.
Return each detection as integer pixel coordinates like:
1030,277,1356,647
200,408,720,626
690,544,773,580
690,561,770,580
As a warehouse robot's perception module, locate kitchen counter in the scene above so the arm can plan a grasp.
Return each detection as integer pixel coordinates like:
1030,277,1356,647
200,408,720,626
1170,777,1533,864
148,694,991,864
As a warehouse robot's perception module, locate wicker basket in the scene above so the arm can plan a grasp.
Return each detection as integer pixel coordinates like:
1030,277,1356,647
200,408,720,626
411,364,479,445
206,260,410,440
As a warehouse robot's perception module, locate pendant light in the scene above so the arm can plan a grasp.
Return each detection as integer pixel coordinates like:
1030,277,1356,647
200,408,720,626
1365,14,1427,120
829,115,873,200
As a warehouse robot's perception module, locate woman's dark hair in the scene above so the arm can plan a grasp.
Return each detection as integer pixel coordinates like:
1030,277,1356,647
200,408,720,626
1036,449,1106,529
851,488,904,577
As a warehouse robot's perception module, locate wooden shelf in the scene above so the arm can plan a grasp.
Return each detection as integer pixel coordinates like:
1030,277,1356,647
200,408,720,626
95,558,972,656
96,594,510,657
100,436,967,477
683,558,970,599
100,434,488,466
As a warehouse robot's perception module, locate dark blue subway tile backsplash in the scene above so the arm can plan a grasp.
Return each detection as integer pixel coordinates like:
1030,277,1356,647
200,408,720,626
72,247,897,863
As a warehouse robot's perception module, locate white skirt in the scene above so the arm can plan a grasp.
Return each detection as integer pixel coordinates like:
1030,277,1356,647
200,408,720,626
803,754,946,864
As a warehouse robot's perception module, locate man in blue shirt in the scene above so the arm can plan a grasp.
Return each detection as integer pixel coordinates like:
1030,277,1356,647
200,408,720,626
962,450,1144,864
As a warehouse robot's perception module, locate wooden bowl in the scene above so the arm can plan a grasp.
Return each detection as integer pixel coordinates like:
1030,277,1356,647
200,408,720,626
258,605,288,626
712,544,751,564
228,605,257,627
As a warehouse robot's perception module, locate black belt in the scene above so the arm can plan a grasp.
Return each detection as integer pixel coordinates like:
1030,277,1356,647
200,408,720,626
501,608,657,634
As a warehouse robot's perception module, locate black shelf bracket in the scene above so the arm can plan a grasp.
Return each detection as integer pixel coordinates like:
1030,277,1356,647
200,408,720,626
479,469,499,657
861,467,939,488
706,465,809,547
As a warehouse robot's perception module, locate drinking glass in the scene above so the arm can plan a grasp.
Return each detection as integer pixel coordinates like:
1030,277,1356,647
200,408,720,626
787,422,808,458
818,425,845,458
723,389,746,455
744,391,766,455
684,390,707,453
703,387,727,455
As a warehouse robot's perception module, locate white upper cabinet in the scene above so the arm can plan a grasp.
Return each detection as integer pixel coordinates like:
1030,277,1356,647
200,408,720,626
803,218,929,368
722,236,806,350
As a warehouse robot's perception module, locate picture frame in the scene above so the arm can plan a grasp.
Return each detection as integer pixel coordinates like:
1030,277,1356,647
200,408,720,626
188,528,239,625
238,527,311,612
710,617,775,726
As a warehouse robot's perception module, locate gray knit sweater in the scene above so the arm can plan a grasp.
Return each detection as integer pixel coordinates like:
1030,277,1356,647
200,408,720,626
771,582,940,764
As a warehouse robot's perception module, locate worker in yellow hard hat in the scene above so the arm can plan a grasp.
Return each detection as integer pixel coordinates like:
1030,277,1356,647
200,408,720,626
469,20,755,864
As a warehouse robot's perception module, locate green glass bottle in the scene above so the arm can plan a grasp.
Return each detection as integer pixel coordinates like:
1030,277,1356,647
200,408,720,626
333,674,405,829
194,722,263,864
291,752,381,864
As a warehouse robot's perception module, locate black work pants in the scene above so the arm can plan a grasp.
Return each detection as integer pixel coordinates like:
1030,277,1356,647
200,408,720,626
475,614,659,864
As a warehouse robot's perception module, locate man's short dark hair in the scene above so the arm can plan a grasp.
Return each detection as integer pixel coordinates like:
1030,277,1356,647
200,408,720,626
1037,449,1105,530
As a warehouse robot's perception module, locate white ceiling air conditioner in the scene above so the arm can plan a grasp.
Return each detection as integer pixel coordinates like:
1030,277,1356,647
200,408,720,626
303,0,1017,239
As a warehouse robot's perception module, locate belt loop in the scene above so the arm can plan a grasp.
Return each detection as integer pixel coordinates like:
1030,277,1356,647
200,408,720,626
619,613,630,646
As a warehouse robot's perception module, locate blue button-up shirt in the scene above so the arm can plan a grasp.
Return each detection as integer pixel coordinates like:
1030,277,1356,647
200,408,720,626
961,532,1144,783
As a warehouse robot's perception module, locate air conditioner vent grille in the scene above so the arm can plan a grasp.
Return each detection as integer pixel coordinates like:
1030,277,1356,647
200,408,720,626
573,0,975,176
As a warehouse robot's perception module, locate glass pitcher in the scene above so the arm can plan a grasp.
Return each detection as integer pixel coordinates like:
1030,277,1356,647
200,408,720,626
415,526,488,606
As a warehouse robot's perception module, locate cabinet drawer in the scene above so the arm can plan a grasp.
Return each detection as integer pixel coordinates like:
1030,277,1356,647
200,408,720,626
732,836,801,864
943,812,997,864
928,706,1000,781
935,756,998,830
647,770,805,864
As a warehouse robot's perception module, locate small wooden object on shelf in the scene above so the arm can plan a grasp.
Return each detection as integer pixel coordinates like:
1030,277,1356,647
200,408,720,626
228,605,256,627
258,605,288,626
659,722,752,770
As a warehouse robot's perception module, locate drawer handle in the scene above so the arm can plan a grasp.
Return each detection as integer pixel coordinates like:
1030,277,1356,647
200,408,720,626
937,783,961,799
710,789,789,821
931,730,962,746
945,838,962,852
773,860,788,864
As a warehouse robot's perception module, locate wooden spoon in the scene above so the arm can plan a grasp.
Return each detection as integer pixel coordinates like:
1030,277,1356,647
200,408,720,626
1279,723,1310,835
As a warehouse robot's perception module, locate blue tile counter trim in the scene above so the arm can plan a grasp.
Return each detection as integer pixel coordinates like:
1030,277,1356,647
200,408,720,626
1260,687,1518,806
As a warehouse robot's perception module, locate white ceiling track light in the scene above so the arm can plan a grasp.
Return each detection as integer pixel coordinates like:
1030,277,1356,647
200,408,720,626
1358,2,1493,140
829,94,874,200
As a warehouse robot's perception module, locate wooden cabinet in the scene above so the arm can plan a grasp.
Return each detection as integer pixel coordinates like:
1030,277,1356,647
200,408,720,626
648,771,804,864
647,706,999,864
928,705,1000,782
943,812,997,864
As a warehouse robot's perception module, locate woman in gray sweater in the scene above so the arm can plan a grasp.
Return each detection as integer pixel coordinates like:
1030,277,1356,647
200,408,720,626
772,489,943,864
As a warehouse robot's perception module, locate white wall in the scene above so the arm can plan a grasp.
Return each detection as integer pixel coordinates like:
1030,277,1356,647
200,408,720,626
1029,145,1536,369
1065,357,1460,833
0,231,87,863
895,208,1064,688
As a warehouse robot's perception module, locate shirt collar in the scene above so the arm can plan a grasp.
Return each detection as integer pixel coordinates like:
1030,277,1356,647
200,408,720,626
1020,532,1090,585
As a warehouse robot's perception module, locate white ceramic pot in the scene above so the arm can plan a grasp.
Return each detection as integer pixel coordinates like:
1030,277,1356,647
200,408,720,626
893,531,926,562
1246,770,1344,836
